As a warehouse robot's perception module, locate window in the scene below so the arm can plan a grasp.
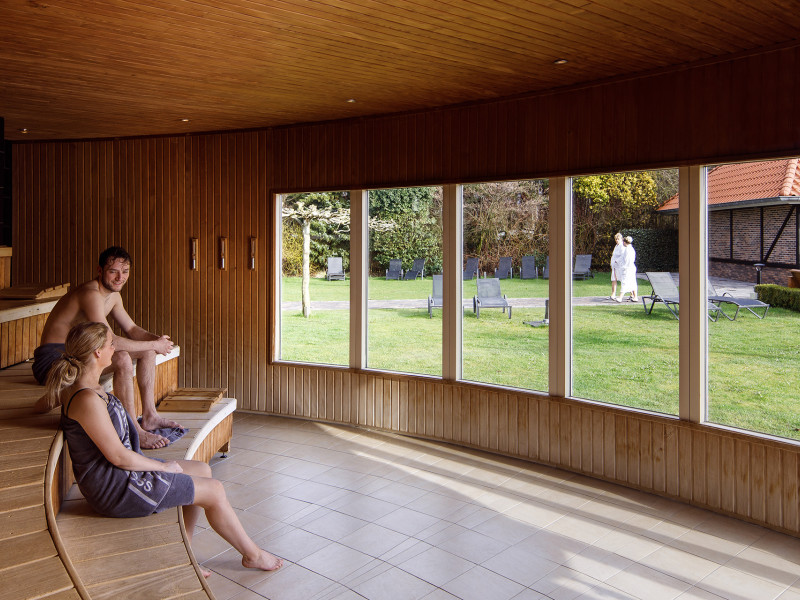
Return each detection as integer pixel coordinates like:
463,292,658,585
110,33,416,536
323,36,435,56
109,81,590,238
571,169,680,414
367,187,443,376
704,159,800,440
279,191,350,366
460,180,549,392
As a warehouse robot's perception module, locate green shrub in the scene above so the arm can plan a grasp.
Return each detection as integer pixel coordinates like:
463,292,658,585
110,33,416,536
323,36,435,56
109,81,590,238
755,284,800,312
621,228,679,272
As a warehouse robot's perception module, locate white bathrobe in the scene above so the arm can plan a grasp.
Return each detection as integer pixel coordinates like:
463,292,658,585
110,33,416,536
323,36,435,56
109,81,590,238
610,242,624,281
619,244,638,295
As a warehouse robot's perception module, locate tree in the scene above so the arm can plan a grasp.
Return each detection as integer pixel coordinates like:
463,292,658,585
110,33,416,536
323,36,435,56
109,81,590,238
282,191,393,318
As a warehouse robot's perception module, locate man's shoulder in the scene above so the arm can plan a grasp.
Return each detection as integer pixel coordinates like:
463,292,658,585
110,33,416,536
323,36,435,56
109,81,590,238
75,281,120,306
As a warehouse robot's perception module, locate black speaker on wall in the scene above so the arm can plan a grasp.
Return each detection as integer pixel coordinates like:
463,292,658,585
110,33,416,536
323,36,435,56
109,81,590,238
0,117,11,246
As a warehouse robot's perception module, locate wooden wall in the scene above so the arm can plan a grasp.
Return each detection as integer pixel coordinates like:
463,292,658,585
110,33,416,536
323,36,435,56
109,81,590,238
11,43,800,535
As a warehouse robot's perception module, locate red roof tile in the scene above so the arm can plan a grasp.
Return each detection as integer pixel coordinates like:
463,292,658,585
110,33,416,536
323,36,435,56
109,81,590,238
659,158,800,212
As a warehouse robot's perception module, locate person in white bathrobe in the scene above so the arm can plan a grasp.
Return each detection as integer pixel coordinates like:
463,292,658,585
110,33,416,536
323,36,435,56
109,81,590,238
615,236,638,302
609,232,624,299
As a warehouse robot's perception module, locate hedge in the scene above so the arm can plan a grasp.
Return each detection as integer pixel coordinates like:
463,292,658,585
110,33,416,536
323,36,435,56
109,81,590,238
620,228,679,273
755,284,800,312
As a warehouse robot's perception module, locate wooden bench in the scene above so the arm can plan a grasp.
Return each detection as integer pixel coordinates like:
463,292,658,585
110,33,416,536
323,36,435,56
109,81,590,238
0,352,235,600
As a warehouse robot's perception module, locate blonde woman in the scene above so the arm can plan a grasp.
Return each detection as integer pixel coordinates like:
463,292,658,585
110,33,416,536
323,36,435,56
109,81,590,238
45,322,283,576
609,232,624,299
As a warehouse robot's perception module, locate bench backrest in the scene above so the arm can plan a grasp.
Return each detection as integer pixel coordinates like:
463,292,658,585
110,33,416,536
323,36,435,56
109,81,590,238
574,254,592,272
647,272,680,297
521,255,536,278
328,256,344,274
477,277,503,300
431,274,443,301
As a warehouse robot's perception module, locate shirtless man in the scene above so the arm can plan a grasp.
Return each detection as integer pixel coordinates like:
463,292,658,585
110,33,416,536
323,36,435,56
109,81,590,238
32,246,182,449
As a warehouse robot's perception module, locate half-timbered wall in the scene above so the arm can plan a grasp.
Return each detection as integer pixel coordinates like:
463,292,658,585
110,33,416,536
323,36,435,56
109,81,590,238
11,43,800,535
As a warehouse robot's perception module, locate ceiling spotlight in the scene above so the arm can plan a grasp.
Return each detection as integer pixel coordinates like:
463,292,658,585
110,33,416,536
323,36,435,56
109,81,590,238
553,58,568,65
179,118,190,122
18,128,29,134
346,98,356,103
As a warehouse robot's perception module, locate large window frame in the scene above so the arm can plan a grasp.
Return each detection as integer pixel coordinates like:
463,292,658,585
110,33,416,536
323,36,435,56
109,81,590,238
274,166,787,441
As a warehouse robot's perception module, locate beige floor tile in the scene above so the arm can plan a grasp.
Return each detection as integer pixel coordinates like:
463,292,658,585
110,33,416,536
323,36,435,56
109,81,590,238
367,480,431,506
250,563,338,600
472,513,540,545
503,498,566,528
777,589,800,600
673,587,730,600
517,527,590,563
248,493,313,522
605,563,692,600
529,565,605,600
339,522,409,557
254,526,333,562
670,528,750,565
282,479,350,505
227,465,272,486
327,490,400,521
442,565,525,600
696,564,788,600
203,547,276,589
268,454,337,479
639,545,721,585
563,545,634,582
298,541,376,580
311,466,380,492
546,514,617,545
435,527,510,563
694,513,769,547
374,506,444,536
204,572,253,600
228,588,270,600
509,590,551,600
352,565,436,600
192,527,238,563
482,545,560,587
379,538,433,565
398,546,475,587
301,507,370,539
751,531,800,564
421,590,462,600
573,582,641,599
593,527,665,561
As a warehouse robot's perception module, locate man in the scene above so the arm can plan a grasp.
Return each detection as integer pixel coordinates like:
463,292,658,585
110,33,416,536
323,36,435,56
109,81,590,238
33,246,182,448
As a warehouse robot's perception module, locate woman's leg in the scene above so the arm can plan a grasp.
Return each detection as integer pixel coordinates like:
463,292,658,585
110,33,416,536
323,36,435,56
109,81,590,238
188,471,282,571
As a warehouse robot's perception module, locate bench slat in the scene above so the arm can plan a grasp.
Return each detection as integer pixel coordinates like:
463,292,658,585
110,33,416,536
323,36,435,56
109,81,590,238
64,524,185,562
75,541,192,585
0,505,45,538
0,483,42,511
87,564,206,600
0,556,74,600
0,529,58,570
0,449,49,471
0,464,45,488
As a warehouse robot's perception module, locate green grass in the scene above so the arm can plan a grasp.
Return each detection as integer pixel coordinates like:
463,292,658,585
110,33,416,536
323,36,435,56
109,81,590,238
280,283,800,441
281,273,617,303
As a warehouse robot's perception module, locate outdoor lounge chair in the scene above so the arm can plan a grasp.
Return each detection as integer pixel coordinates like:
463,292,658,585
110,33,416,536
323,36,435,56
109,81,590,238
404,258,426,280
642,272,720,322
386,259,403,280
326,256,346,281
463,257,479,280
473,278,512,319
494,256,513,279
542,256,549,279
708,280,769,320
520,255,538,279
572,254,593,279
427,274,443,318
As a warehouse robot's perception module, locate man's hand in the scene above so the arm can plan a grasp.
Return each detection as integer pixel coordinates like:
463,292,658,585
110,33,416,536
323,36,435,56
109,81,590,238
153,335,174,355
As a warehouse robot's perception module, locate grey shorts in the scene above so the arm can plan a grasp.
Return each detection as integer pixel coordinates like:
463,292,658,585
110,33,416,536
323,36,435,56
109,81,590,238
32,343,66,385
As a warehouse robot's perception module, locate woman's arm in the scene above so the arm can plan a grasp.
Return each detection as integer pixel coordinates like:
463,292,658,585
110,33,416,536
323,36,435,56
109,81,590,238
68,391,182,473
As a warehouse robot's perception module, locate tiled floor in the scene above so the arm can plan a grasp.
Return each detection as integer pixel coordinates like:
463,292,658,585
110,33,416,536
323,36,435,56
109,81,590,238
196,413,800,600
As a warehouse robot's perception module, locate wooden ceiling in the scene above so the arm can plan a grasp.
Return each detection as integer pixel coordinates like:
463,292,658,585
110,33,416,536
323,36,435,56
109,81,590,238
1,0,799,141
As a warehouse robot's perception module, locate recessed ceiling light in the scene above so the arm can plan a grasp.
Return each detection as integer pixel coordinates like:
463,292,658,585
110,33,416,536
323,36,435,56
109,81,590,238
18,128,28,134
179,118,190,122
553,58,568,65
346,98,356,103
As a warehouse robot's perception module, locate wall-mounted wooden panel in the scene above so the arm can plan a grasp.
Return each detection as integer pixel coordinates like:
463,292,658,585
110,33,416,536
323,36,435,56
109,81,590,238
11,44,800,537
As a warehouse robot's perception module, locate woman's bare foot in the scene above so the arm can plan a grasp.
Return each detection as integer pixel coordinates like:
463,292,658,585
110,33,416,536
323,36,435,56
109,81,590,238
242,550,283,571
200,567,212,578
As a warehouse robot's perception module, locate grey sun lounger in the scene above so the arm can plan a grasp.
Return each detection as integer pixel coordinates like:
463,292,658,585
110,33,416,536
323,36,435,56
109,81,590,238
428,274,442,318
326,256,346,281
708,280,769,320
642,272,720,322
386,259,403,280
473,278,511,319
520,255,538,279
463,257,479,280
572,254,593,280
404,258,426,280
494,256,513,279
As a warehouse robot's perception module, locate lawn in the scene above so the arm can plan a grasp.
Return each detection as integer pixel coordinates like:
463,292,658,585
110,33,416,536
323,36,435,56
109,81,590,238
280,276,800,441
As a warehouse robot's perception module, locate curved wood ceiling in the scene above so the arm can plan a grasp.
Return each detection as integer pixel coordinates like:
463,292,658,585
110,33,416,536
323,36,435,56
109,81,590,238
1,0,798,141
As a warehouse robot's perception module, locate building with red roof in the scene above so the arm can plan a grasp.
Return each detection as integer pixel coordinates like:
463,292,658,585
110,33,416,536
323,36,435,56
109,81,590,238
659,159,800,284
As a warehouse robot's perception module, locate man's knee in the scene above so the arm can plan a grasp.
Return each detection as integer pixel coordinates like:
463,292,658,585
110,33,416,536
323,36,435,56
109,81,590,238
111,351,134,377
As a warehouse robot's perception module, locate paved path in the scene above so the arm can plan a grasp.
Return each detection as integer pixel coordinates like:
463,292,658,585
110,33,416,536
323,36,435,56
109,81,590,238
282,276,758,311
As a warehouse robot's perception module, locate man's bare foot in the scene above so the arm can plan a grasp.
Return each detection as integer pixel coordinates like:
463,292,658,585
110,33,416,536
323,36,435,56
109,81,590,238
242,550,283,571
141,414,184,431
33,394,60,414
138,429,170,449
